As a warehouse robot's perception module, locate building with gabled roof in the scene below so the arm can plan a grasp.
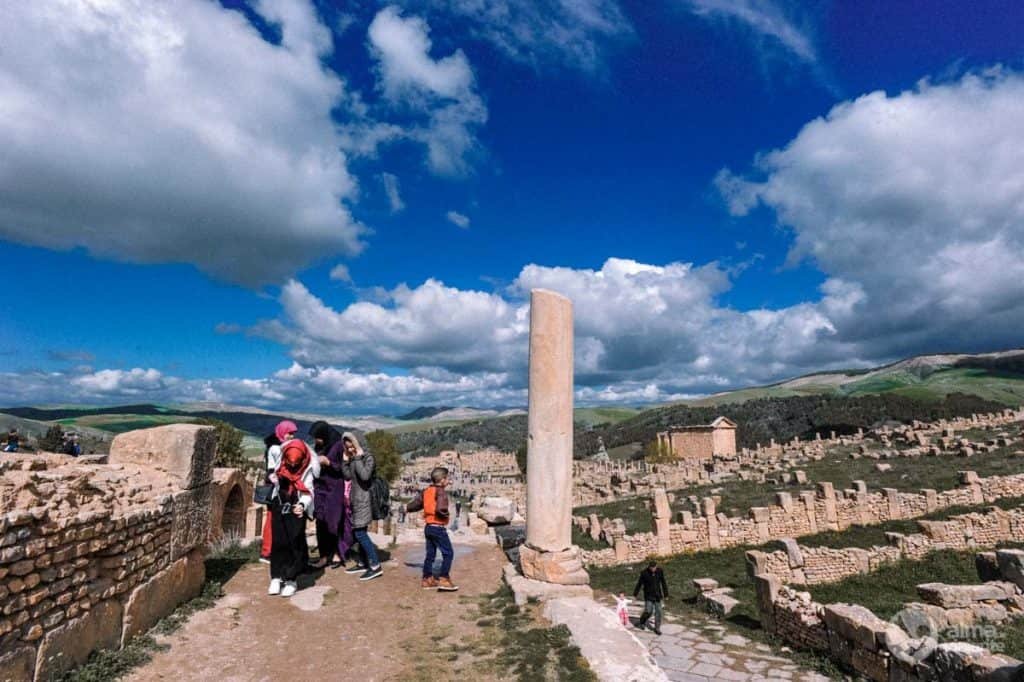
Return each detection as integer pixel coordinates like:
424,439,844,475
655,416,737,460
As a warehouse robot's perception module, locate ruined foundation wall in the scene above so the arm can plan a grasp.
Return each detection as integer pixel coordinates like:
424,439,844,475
583,471,1024,567
747,506,1024,586
0,424,221,681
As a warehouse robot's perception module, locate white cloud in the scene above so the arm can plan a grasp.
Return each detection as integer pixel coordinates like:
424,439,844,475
718,69,1024,357
238,257,858,408
329,264,353,283
0,1,366,286
406,0,633,73
365,6,487,176
379,173,406,213
446,210,471,228
684,0,816,63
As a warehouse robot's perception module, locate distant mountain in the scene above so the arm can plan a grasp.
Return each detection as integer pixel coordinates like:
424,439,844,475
397,406,455,420
689,349,1024,407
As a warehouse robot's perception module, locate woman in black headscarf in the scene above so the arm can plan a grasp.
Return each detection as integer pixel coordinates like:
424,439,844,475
309,420,347,568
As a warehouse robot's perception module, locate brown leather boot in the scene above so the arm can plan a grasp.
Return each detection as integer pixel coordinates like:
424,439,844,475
437,577,459,592
421,576,438,589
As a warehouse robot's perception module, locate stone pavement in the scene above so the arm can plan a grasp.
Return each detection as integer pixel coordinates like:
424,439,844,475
610,598,832,682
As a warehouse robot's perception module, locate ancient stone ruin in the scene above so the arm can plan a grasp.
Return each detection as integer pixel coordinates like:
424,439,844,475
656,415,737,460
0,424,257,681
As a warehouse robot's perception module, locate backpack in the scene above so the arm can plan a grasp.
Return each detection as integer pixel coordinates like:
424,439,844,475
369,475,391,520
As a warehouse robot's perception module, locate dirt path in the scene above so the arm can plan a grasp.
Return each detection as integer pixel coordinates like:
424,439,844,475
127,542,507,682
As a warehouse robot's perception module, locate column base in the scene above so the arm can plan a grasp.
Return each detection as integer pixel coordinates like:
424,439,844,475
519,544,590,585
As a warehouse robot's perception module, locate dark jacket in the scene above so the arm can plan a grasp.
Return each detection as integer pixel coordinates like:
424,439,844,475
341,452,376,528
633,567,669,602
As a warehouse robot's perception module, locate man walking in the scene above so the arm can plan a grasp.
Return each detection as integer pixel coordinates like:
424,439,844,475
633,560,669,635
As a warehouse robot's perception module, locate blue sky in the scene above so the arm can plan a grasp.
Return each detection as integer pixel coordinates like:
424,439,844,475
2,0,1023,414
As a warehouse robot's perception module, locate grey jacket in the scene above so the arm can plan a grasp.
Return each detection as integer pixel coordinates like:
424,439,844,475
342,452,376,528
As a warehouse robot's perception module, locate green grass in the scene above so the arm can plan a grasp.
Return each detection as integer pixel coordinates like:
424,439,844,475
437,587,597,681
59,540,260,681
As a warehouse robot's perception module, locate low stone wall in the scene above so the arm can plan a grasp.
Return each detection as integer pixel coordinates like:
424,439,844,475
747,506,1024,586
583,470,1024,567
0,424,227,681
752,572,1024,681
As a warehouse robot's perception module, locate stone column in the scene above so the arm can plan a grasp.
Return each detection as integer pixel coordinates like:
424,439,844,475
519,289,589,585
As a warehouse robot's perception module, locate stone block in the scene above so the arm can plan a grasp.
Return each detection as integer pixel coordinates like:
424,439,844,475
692,577,719,592
503,564,592,606
652,488,671,519
494,525,527,550
476,497,516,525
705,591,739,618
518,544,589,585
996,549,1024,590
822,603,890,651
35,599,122,681
780,538,804,568
917,582,1015,608
109,424,217,490
170,484,213,560
0,646,35,682
121,549,205,644
932,642,989,679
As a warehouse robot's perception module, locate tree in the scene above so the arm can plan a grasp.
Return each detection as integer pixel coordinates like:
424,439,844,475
39,424,64,452
643,439,672,463
365,430,402,483
515,443,528,476
195,418,247,470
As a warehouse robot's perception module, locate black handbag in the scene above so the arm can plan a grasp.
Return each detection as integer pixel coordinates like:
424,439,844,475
253,483,276,506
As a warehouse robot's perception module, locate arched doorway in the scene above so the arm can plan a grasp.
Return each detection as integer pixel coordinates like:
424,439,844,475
221,484,245,538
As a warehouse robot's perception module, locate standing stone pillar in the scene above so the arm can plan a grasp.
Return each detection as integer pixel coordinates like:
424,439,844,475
519,290,589,585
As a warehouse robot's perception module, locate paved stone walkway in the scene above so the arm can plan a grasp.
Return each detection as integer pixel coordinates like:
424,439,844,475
608,597,832,681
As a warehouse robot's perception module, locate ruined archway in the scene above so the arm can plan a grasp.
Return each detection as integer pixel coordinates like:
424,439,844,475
221,484,245,539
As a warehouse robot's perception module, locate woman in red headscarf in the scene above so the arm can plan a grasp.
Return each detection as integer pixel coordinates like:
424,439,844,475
268,436,315,598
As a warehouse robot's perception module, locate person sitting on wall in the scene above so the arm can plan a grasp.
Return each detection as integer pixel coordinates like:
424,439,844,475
2,428,19,452
62,433,81,456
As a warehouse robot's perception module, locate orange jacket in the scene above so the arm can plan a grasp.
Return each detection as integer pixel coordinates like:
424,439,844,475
422,485,450,526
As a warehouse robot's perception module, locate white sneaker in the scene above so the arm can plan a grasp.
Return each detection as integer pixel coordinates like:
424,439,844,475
268,578,281,595
281,581,297,597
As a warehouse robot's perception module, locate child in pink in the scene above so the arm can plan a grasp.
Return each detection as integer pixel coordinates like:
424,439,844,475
615,593,631,626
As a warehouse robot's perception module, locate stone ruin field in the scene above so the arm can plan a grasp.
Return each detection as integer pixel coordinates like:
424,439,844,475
6,407,1024,680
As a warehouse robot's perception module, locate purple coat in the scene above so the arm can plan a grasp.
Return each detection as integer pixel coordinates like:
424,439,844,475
313,439,346,535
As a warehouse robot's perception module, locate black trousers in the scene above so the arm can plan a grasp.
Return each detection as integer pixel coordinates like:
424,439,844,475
270,505,306,581
315,519,339,562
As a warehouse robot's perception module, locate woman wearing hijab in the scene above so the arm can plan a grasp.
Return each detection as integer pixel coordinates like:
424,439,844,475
268,425,316,597
340,432,384,581
308,421,349,568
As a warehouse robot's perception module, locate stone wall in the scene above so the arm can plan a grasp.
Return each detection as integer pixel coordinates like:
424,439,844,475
0,424,224,681
747,506,1024,586
752,571,1024,681
583,470,1024,567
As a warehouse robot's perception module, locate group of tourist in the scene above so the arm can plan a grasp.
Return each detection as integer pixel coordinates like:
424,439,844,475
259,420,459,599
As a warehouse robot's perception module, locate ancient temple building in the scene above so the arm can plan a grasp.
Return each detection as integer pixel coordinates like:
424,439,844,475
657,416,737,460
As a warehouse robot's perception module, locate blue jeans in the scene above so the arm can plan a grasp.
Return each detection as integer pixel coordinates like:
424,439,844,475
352,526,380,569
423,525,453,578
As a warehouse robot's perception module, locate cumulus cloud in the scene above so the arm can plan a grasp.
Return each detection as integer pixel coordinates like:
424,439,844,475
446,210,471,228
406,0,633,73
237,257,858,409
0,1,367,286
717,69,1024,358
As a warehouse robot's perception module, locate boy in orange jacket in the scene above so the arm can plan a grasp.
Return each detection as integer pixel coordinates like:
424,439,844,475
407,467,459,592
